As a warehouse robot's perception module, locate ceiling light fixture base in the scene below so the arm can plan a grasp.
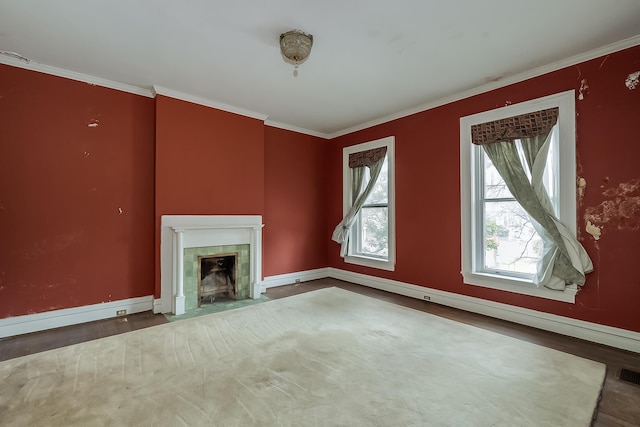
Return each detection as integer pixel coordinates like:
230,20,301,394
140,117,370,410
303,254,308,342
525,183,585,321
280,29,313,76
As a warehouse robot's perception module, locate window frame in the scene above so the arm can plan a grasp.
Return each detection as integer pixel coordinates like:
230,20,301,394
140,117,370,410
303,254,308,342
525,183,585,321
342,136,395,271
460,90,577,303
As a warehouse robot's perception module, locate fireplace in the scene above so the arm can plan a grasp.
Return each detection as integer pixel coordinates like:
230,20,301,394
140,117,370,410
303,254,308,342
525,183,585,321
158,215,263,315
182,244,250,311
199,253,237,304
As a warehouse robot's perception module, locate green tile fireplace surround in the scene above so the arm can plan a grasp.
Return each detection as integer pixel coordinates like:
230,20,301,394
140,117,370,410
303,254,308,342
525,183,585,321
160,215,263,316
183,244,250,311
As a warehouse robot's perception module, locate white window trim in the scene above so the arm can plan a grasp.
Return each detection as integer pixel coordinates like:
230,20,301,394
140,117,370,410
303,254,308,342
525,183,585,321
342,136,396,271
460,90,577,303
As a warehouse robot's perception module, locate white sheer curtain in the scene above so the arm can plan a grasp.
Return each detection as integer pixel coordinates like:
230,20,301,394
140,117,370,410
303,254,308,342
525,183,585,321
482,130,593,290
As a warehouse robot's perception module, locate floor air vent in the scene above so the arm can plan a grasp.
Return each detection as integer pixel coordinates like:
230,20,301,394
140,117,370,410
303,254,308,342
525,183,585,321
618,368,640,386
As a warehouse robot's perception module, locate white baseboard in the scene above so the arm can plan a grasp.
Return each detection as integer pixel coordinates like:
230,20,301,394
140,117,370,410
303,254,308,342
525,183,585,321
3,268,638,354
153,298,166,314
262,268,330,291
0,296,154,339
327,268,640,354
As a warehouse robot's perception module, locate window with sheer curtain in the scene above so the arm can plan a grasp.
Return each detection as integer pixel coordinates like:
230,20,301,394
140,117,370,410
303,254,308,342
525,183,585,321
460,91,592,303
332,136,395,271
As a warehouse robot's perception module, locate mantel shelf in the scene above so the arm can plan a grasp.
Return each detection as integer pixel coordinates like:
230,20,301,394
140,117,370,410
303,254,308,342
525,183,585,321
170,224,264,231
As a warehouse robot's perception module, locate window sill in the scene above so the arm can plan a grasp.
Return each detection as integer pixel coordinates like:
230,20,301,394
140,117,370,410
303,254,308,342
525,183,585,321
345,254,395,272
461,271,576,303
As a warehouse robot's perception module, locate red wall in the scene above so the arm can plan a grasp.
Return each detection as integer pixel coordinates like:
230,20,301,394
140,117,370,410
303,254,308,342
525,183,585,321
154,95,265,295
328,45,640,333
0,64,156,317
3,44,639,337
264,126,328,276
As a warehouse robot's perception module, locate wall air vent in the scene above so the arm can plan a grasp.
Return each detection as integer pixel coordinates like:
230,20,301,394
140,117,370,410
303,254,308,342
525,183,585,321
618,368,640,386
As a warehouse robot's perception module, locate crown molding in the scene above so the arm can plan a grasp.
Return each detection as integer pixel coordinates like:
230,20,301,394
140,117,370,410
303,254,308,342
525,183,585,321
0,54,153,98
152,85,268,121
327,34,640,139
264,120,330,139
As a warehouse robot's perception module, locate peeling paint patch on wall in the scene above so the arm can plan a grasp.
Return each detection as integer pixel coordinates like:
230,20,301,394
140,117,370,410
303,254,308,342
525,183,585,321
585,221,601,240
577,177,586,206
578,79,590,100
584,179,640,239
625,71,640,90
602,179,640,198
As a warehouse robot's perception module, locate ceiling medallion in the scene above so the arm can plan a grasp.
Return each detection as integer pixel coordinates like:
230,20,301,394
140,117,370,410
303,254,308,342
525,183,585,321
279,29,313,76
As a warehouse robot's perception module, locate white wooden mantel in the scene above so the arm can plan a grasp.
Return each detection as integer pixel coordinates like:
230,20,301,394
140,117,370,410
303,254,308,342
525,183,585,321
159,215,264,315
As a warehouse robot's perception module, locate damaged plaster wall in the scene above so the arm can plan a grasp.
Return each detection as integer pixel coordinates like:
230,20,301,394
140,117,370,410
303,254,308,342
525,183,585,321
0,64,156,318
584,179,640,240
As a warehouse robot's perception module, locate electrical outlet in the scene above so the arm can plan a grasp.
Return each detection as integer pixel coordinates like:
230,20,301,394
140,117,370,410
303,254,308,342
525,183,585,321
295,278,301,284
423,295,431,301
116,309,127,316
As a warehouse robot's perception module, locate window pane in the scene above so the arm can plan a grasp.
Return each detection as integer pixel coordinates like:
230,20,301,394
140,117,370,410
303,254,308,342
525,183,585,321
483,151,514,199
483,201,541,275
544,126,560,216
358,207,388,257
364,157,388,204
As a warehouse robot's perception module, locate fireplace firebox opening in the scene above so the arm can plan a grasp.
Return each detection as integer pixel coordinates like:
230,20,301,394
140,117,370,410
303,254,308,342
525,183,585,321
198,253,238,306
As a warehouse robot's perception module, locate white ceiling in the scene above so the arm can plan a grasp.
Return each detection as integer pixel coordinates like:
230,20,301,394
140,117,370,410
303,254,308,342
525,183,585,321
1,1,640,137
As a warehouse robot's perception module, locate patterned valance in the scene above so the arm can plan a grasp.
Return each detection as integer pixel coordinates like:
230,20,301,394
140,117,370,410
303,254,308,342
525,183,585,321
471,107,559,145
348,147,387,168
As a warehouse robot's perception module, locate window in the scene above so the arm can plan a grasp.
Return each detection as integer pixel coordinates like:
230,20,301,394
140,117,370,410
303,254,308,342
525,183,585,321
342,136,395,271
478,126,558,278
354,155,389,258
460,91,578,302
